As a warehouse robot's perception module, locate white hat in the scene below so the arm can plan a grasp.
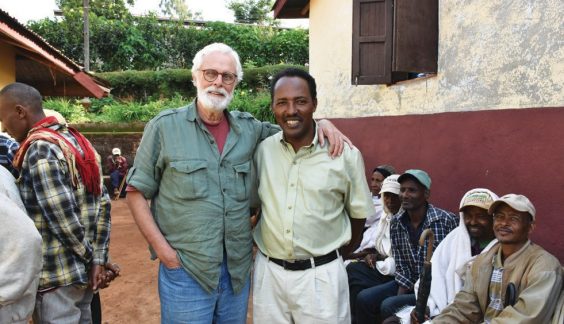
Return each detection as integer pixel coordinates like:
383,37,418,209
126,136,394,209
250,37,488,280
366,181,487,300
488,194,536,220
380,174,400,195
112,148,121,155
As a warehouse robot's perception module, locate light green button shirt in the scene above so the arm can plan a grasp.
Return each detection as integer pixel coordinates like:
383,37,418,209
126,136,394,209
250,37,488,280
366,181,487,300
127,101,278,293
253,127,374,260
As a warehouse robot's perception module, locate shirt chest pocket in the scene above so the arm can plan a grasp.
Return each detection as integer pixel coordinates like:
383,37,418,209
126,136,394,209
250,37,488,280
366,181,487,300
169,160,209,200
230,161,251,201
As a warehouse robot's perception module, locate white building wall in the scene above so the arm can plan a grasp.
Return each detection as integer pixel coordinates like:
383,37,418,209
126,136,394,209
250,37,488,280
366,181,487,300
308,0,564,118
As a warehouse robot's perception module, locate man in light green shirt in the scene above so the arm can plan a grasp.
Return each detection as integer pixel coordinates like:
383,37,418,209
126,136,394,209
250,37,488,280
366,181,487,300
252,68,374,323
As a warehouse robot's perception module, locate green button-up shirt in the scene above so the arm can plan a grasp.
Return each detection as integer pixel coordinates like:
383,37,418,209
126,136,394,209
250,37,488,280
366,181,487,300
253,128,374,260
127,101,278,293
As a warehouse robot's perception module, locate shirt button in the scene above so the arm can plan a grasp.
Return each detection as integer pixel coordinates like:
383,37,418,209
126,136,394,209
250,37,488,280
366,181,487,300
222,188,226,192
293,161,297,165
286,229,290,234
288,206,292,209
290,183,295,187
210,140,215,144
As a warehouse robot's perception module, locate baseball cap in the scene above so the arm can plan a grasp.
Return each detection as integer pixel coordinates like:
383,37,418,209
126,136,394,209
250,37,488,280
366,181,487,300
380,174,400,195
488,194,536,220
460,190,497,212
112,148,121,155
397,169,431,190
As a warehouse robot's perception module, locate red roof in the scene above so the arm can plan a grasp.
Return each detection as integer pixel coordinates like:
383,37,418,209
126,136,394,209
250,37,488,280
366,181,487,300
0,9,109,98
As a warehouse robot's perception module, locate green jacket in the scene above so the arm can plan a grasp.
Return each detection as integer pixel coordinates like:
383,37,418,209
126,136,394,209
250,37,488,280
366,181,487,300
127,101,278,293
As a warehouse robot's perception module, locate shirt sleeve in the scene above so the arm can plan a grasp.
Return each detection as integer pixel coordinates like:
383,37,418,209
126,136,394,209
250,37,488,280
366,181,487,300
93,185,111,265
344,147,374,219
29,141,93,263
126,119,163,198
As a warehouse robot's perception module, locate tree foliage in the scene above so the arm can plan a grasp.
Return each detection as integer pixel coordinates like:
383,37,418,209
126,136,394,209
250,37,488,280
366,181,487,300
28,15,308,72
227,0,274,25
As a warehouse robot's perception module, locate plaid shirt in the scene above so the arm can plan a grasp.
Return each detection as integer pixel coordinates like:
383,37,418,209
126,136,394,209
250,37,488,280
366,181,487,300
0,133,19,177
17,125,111,290
390,204,457,290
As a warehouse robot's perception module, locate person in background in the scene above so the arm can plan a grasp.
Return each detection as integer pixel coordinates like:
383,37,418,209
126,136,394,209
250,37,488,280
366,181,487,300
356,169,458,323
0,131,19,177
385,188,499,324
0,165,42,324
106,147,128,197
432,194,563,323
348,174,402,323
0,82,111,323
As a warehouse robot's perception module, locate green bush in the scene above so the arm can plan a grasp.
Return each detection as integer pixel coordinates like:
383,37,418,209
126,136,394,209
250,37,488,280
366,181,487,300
43,98,90,123
229,89,274,124
98,64,306,102
98,69,193,102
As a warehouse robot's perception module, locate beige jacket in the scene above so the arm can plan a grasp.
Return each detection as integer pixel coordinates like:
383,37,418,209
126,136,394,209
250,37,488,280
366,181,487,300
433,241,562,324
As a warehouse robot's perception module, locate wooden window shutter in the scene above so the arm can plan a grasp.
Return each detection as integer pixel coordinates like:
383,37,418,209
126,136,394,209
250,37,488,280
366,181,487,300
352,0,394,85
393,0,438,73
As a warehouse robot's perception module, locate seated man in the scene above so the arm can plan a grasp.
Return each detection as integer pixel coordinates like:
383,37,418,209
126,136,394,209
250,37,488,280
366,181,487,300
356,169,458,323
387,188,499,323
106,147,128,197
347,174,402,323
346,167,393,266
432,194,563,323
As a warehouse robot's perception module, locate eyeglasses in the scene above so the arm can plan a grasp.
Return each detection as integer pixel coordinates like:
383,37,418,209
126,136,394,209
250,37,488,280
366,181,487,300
200,69,237,85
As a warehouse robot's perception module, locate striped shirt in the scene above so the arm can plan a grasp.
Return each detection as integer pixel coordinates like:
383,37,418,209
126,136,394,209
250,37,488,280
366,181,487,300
484,250,505,322
17,124,111,290
390,204,458,290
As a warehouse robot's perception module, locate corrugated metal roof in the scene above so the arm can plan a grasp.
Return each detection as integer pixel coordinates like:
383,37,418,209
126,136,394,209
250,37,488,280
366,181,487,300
0,9,109,98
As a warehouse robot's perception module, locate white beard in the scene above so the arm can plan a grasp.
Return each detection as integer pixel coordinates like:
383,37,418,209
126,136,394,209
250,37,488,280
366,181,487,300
197,86,233,112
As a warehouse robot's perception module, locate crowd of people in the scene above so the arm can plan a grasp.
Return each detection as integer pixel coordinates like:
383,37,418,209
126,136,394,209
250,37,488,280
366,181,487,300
0,42,562,324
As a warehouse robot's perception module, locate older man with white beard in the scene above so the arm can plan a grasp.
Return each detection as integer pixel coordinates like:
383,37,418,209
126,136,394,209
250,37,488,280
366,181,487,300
126,43,349,324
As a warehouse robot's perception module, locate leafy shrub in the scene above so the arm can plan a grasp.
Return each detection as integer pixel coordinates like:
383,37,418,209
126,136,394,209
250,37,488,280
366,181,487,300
98,64,306,102
43,98,90,123
229,89,274,123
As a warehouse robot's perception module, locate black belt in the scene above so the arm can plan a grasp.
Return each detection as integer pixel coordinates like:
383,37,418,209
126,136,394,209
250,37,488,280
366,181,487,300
263,250,339,271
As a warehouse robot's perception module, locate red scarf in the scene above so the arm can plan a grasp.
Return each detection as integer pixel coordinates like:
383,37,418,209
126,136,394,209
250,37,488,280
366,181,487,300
13,116,102,196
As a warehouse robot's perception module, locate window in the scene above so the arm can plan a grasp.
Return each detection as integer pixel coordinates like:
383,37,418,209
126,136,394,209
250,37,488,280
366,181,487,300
352,0,438,85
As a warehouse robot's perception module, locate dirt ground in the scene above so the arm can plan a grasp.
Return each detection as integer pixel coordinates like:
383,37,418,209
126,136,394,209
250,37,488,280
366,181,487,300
99,198,253,324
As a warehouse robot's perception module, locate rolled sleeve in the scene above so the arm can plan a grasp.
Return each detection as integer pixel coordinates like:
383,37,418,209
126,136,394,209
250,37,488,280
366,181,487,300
345,147,374,220
126,120,162,198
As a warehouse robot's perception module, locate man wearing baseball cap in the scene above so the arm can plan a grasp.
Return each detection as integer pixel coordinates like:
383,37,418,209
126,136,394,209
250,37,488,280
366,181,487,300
433,194,563,323
357,169,458,322
388,188,499,324
106,147,128,198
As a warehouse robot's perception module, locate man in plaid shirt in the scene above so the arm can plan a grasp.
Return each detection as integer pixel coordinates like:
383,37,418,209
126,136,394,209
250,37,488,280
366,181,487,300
0,83,111,324
0,132,19,177
356,169,457,323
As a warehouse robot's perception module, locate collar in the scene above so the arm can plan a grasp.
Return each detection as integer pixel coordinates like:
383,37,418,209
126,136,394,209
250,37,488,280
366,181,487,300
186,99,239,134
277,121,318,152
